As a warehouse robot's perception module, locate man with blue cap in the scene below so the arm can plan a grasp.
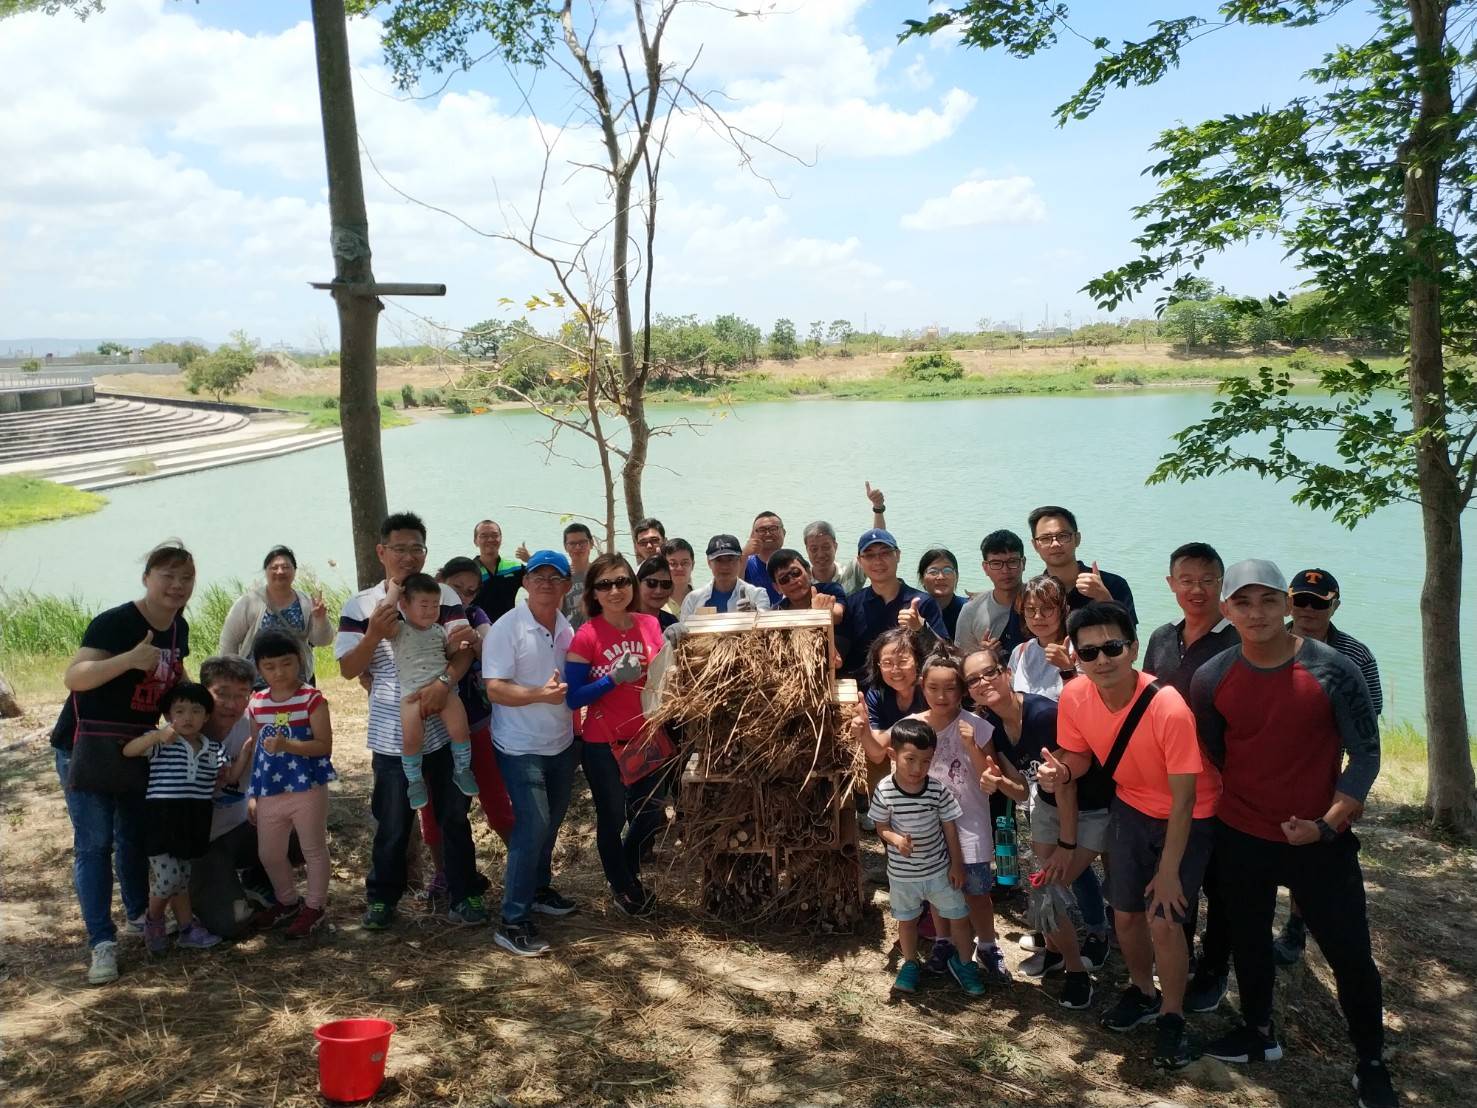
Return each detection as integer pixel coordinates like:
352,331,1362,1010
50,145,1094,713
837,528,947,678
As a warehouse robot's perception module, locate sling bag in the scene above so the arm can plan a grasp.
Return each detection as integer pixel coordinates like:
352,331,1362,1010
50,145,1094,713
1097,679,1162,794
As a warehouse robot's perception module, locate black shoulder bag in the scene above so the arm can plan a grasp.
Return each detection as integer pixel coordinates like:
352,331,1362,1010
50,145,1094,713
1097,680,1162,794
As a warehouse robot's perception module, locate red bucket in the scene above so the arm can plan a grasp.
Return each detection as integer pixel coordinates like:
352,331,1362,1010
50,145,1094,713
314,1018,396,1103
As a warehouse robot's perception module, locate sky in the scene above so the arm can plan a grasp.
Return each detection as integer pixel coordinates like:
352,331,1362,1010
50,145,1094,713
0,0,1375,350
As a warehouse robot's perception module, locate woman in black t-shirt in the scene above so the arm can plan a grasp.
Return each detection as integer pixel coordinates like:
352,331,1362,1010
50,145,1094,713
52,541,195,985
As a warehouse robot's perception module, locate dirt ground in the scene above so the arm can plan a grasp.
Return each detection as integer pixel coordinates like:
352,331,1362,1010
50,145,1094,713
2,684,1472,1108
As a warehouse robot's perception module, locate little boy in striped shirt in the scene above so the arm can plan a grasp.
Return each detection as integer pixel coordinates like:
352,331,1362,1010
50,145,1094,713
868,717,987,997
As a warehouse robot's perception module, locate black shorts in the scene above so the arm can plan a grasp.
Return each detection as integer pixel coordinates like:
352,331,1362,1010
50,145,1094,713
1106,796,1214,921
144,797,213,861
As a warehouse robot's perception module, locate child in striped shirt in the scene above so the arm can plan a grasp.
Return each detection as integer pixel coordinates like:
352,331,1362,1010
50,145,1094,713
868,717,987,998
123,682,226,953
246,631,336,939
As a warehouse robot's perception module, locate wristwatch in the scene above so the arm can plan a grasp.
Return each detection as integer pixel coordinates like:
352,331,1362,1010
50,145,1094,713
1314,817,1337,843
435,672,454,688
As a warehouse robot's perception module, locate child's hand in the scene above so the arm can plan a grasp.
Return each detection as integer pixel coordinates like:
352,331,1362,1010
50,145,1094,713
247,797,258,825
263,734,290,755
892,832,913,857
978,754,1005,796
949,861,965,889
958,719,975,746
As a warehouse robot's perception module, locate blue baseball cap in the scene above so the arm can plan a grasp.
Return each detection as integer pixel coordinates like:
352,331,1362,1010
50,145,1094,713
525,550,571,577
857,528,898,554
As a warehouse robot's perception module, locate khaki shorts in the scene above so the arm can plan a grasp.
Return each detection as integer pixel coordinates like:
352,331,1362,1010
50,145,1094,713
1031,796,1110,854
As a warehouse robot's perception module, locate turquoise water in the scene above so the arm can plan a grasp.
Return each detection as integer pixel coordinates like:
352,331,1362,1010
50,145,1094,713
1,392,1469,726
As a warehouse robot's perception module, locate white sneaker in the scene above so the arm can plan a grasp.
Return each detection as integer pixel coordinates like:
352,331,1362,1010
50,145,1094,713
87,941,119,985
1018,931,1047,951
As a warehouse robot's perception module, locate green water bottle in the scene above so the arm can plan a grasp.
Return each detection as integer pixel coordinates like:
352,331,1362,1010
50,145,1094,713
993,799,1018,887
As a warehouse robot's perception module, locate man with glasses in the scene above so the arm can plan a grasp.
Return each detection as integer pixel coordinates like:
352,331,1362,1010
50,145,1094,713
743,511,788,603
482,551,578,957
803,481,888,595
679,534,772,619
837,528,947,678
1028,506,1137,621
1190,561,1394,1108
560,523,596,630
956,530,1028,656
766,548,845,617
1038,601,1221,1070
337,512,487,932
472,519,526,623
633,518,666,562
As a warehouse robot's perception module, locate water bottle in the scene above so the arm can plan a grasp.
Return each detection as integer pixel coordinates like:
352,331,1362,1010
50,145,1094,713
993,799,1018,887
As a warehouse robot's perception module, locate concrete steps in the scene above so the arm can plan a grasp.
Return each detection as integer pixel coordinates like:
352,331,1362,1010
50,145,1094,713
0,398,249,464
70,429,343,491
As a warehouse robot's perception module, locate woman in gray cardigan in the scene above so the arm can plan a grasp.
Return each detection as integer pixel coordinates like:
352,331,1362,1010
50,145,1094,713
217,546,332,682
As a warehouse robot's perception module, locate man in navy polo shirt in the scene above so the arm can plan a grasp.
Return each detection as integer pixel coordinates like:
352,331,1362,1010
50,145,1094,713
837,528,946,677
742,511,787,603
1028,505,1136,622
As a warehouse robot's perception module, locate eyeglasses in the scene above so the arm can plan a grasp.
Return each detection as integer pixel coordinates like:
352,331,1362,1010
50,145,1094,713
593,575,635,592
1032,531,1078,547
985,558,1023,571
923,566,958,579
1292,594,1333,610
1076,639,1131,662
1174,576,1222,591
386,543,427,556
754,525,782,535
879,657,915,670
526,572,564,585
773,568,807,586
641,577,673,590
966,667,1003,685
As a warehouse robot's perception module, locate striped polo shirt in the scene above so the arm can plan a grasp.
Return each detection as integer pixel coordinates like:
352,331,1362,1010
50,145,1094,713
867,773,962,881
335,581,469,756
145,734,224,801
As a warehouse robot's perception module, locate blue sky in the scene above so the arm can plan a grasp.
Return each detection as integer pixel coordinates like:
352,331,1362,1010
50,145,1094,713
0,0,1374,348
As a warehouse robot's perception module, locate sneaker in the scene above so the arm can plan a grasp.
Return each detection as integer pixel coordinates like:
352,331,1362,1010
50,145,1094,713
452,766,479,796
891,960,921,995
361,901,394,931
531,887,577,917
1205,1021,1284,1063
1059,970,1094,1010
612,888,655,918
947,954,987,997
923,937,956,975
1273,915,1307,967
1354,1058,1398,1108
252,900,302,930
406,777,429,810
1021,949,1065,978
143,914,169,955
1101,984,1162,1031
128,913,178,936
1018,930,1047,952
176,919,222,949
1153,1013,1197,1070
1185,965,1229,1013
495,920,550,957
447,895,490,926
1081,933,1110,971
242,883,276,910
87,941,119,985
284,905,326,939
974,943,1012,984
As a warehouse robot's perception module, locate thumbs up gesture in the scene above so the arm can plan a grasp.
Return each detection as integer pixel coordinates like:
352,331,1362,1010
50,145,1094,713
537,670,569,705
897,596,924,632
1075,560,1111,602
127,629,163,673
1036,746,1068,790
515,541,531,563
1045,635,1075,673
978,754,1006,795
865,481,885,513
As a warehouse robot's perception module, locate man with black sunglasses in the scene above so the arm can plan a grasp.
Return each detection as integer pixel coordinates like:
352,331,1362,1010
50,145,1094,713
766,548,845,617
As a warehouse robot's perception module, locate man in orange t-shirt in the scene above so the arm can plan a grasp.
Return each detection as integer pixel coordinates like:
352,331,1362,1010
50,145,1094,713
1038,601,1220,1071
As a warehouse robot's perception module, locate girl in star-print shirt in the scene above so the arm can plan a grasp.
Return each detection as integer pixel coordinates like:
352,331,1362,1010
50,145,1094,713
245,632,336,938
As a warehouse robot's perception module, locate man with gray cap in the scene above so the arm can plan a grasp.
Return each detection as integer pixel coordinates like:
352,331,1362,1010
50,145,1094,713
678,535,772,620
1189,560,1395,1108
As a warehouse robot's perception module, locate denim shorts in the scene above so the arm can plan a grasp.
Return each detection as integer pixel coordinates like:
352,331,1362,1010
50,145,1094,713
888,868,968,921
961,861,993,896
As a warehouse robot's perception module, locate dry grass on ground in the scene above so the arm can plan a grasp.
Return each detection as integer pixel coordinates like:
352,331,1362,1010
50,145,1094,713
3,685,1474,1107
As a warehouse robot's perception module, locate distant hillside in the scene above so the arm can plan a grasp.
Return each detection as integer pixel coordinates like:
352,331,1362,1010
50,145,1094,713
0,337,206,358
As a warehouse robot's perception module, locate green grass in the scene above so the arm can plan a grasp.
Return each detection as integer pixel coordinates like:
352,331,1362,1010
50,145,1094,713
257,392,412,429
0,476,107,530
1371,720,1477,809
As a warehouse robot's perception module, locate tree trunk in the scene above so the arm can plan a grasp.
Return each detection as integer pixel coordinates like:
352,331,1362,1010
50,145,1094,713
311,0,386,589
1404,0,1475,830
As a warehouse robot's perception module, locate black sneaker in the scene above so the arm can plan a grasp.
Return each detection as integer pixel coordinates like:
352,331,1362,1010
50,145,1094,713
1205,1021,1283,1063
1153,1013,1197,1070
612,888,655,918
494,920,550,957
1273,915,1307,967
1354,1058,1398,1108
1081,933,1110,971
1059,970,1094,1010
361,901,394,931
531,886,578,917
1185,964,1229,1013
1101,984,1161,1031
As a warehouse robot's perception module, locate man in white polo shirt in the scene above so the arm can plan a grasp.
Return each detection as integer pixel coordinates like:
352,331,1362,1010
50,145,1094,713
482,549,577,957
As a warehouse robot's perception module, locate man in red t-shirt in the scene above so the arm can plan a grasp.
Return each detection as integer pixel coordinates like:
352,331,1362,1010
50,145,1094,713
1039,601,1220,1071
1189,560,1395,1108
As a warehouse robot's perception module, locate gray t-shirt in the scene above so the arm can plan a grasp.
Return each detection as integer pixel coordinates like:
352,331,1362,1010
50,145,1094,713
392,621,449,698
955,591,1015,653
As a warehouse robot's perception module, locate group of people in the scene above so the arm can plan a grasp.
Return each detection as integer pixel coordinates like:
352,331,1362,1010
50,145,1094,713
49,489,1397,1107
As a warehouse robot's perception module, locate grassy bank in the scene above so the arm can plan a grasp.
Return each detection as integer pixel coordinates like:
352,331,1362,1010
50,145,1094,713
0,476,106,531
254,392,413,430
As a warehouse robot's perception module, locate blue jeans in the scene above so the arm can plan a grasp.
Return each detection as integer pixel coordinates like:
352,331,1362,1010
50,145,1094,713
367,745,476,907
580,741,670,899
495,743,576,924
55,748,148,948
1073,866,1107,933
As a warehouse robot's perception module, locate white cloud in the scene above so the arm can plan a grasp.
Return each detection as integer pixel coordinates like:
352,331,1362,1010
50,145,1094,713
900,174,1048,231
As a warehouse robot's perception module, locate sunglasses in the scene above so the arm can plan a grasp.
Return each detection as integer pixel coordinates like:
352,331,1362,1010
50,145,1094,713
641,577,673,589
1076,639,1131,662
593,576,635,592
1292,594,1333,610
773,568,807,586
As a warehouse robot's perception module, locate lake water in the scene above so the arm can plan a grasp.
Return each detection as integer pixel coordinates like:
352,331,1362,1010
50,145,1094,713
2,392,1469,726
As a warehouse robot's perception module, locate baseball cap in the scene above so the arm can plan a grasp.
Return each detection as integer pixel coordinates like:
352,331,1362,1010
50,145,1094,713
856,527,898,554
524,550,571,577
1220,558,1288,602
706,534,743,558
1289,568,1340,600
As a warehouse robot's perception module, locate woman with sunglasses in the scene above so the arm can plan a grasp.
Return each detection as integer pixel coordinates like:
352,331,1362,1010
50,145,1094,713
1008,575,1078,700
564,553,673,916
633,556,680,631
917,547,966,640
